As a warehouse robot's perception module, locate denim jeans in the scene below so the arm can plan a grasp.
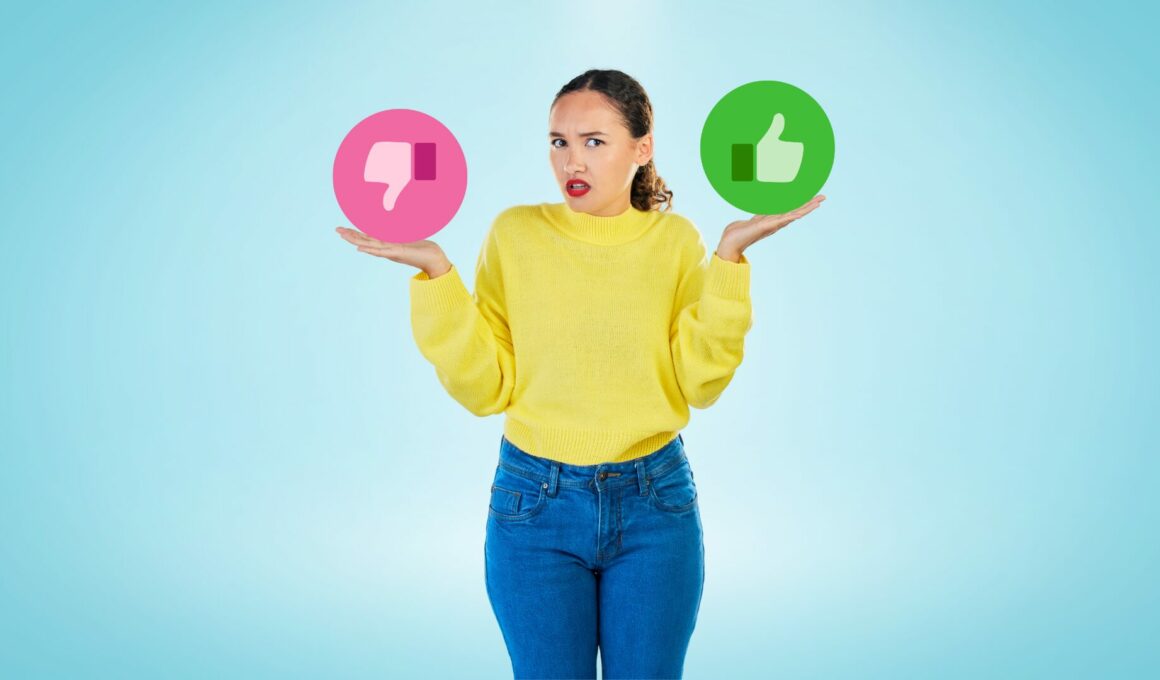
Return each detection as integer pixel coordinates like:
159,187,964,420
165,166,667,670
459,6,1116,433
484,432,704,679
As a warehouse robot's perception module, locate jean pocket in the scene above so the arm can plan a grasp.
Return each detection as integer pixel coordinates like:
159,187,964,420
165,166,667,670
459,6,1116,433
648,458,698,513
489,464,548,521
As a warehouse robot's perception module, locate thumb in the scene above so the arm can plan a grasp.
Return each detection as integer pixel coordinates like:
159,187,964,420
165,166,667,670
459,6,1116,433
759,112,785,143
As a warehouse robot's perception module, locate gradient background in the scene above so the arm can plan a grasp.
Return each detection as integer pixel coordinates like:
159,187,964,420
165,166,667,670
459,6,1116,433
2,0,1156,677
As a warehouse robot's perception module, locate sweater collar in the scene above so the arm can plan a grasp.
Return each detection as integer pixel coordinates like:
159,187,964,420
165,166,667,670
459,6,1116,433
545,201,655,246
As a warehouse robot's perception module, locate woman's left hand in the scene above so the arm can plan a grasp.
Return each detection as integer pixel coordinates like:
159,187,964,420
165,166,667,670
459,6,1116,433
716,194,826,262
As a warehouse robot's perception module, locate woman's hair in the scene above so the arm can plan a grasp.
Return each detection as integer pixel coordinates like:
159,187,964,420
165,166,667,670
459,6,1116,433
553,69,674,213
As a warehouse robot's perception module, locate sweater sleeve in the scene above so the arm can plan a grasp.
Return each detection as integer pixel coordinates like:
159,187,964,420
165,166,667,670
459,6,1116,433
409,223,516,417
669,236,753,409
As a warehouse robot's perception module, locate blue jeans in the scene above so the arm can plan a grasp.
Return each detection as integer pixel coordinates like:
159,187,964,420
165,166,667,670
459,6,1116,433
484,433,704,679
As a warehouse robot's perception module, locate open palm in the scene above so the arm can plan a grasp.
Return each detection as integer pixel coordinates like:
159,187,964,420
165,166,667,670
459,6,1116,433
335,226,451,277
719,194,826,257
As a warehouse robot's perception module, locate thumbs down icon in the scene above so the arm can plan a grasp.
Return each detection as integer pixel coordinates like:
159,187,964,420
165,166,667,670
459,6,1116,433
363,141,437,211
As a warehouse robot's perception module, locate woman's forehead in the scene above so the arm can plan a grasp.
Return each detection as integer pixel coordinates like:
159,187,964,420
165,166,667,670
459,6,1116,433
549,93,622,132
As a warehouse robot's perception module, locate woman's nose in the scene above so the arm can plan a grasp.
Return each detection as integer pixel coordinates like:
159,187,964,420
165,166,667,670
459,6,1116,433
564,151,586,173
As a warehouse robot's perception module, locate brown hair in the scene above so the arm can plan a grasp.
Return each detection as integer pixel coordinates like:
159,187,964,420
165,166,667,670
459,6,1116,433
552,69,674,213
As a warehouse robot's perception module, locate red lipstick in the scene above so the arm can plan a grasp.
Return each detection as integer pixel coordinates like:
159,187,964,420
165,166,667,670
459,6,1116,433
565,179,591,197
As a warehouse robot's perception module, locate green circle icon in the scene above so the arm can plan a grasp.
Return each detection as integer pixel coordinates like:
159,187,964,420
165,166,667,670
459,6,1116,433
700,81,834,215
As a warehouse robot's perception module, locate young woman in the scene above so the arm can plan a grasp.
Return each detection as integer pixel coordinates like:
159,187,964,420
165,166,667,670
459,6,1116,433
337,68,824,679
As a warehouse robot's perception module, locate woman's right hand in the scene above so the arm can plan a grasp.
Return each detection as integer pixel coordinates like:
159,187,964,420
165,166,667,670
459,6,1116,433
336,226,452,278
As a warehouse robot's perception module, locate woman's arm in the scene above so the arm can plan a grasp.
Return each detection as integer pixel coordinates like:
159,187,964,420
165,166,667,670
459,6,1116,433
337,222,515,416
409,226,516,417
670,240,753,410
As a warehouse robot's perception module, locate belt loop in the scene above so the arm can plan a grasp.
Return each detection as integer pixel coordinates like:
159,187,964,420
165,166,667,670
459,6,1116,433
635,460,648,497
548,462,560,497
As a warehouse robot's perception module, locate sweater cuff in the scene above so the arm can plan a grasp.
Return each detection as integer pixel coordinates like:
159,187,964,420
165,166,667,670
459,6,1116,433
410,264,474,314
705,252,751,301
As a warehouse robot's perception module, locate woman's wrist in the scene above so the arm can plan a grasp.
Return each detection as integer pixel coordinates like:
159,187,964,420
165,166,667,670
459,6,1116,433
424,258,453,278
715,246,743,263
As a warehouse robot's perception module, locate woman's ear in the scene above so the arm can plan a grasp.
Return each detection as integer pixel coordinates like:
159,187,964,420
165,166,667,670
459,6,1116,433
636,132,653,165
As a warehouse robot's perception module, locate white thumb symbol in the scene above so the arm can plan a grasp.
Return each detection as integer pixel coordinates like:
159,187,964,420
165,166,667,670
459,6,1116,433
363,142,413,211
754,113,803,183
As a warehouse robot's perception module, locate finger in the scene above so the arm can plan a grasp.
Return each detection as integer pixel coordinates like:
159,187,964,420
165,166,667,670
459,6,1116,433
785,197,823,218
336,226,362,241
795,197,824,214
764,209,804,224
754,206,813,228
787,201,821,219
773,209,810,229
337,226,370,242
357,243,399,258
340,229,385,248
357,246,393,259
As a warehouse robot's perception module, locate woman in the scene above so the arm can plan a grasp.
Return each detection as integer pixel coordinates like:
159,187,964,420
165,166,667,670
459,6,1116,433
337,68,824,679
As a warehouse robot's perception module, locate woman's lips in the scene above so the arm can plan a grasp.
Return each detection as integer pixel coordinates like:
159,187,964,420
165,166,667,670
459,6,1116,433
566,180,591,197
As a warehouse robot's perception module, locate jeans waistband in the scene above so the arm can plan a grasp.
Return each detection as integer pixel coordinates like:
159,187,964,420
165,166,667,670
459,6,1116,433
497,433,687,494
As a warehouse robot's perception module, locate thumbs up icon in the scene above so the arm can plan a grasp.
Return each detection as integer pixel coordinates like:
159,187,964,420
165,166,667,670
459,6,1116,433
731,113,803,183
363,141,437,211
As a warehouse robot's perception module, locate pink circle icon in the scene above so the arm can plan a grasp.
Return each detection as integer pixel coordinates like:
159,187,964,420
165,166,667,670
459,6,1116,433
333,109,468,242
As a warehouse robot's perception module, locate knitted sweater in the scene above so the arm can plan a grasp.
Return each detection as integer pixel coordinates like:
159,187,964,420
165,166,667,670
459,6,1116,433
409,201,753,465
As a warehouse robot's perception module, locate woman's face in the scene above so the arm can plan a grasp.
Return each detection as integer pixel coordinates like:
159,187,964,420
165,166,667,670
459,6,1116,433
548,90,652,217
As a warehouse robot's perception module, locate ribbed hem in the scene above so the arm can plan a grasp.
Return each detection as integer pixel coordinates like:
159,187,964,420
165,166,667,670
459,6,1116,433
503,416,681,466
410,264,472,314
705,252,751,301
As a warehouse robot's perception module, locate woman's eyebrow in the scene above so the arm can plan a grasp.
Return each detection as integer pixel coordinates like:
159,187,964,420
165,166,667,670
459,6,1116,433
548,130,607,137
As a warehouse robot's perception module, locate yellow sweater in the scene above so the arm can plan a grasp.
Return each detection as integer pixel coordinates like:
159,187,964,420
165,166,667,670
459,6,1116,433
409,201,753,465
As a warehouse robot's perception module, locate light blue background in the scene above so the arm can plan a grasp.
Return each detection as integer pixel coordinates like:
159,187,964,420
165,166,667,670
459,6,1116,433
2,0,1156,677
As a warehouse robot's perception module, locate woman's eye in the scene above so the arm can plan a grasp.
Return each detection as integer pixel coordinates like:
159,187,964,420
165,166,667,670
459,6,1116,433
551,139,603,148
